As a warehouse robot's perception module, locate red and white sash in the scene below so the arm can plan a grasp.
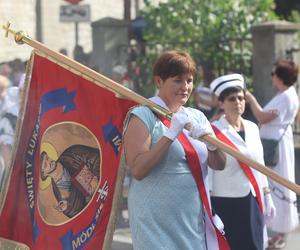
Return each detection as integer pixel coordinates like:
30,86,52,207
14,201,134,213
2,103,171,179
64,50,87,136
149,96,229,249
212,125,263,212
160,118,230,250
160,117,230,250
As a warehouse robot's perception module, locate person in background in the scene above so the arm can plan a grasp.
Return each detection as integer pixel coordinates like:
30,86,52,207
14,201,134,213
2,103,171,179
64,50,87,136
0,69,25,187
246,59,299,249
73,45,89,66
111,64,132,89
0,75,9,115
0,86,20,186
193,65,219,120
123,50,228,249
0,64,12,86
193,83,218,119
10,59,25,87
59,48,68,56
209,73,276,250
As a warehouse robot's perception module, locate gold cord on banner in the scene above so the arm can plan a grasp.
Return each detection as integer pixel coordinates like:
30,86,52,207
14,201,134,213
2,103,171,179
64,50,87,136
2,23,300,196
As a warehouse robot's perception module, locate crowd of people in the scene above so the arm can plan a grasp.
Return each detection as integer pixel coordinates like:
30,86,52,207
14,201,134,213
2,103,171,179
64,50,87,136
122,50,299,250
0,60,24,188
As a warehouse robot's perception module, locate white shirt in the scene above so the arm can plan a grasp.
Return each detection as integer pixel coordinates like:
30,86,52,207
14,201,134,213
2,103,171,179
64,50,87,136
210,115,268,198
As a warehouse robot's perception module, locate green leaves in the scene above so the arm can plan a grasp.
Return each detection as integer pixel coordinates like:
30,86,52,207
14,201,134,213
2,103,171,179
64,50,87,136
135,0,276,96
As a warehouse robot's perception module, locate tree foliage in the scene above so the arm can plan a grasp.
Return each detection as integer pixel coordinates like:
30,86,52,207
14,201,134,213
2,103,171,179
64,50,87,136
135,0,277,96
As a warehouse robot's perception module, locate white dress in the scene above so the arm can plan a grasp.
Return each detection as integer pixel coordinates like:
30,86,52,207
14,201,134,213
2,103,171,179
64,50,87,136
260,86,299,233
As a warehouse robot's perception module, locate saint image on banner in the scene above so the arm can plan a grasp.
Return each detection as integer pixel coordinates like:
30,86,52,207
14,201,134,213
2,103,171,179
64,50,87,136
38,122,101,224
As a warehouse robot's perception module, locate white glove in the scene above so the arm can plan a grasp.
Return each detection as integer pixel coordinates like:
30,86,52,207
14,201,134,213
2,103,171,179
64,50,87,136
189,118,217,151
213,214,225,235
164,111,191,141
264,193,276,220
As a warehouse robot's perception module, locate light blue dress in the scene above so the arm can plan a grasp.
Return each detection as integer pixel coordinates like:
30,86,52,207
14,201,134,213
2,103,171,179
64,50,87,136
127,106,207,250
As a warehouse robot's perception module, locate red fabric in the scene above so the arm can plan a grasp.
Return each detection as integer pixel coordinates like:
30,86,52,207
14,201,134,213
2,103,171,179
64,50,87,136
160,118,230,250
0,53,136,249
212,125,263,212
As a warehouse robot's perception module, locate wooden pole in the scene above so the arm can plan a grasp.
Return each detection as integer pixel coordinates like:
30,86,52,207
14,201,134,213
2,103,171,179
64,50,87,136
203,135,300,194
3,23,300,196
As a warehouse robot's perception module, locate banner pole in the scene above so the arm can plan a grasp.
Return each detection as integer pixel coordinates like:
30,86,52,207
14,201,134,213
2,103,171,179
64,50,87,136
3,22,300,196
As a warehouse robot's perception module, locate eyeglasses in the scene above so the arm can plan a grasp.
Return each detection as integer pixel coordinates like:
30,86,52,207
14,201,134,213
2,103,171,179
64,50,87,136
226,96,245,102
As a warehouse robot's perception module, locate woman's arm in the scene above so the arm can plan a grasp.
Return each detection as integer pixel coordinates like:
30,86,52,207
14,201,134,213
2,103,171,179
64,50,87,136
245,91,278,124
193,91,218,109
207,148,226,170
123,115,172,180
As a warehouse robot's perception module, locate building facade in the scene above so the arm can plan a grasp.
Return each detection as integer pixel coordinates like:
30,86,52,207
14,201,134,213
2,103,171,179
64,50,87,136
0,0,162,63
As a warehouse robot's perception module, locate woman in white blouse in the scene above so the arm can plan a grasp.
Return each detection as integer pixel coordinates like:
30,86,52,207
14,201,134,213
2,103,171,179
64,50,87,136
209,73,276,250
246,59,299,249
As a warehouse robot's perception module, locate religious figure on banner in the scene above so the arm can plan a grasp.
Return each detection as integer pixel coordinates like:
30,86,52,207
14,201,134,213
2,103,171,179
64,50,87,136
38,123,101,224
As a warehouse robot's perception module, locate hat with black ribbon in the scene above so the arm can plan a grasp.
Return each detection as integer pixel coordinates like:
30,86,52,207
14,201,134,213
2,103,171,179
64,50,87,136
210,73,244,96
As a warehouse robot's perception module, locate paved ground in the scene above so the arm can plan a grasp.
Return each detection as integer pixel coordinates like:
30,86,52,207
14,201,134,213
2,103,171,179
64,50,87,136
111,228,132,250
112,226,300,250
283,226,300,250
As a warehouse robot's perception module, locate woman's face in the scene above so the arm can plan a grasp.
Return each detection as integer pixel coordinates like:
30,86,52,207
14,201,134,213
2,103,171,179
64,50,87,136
220,90,245,117
156,73,193,112
271,67,283,89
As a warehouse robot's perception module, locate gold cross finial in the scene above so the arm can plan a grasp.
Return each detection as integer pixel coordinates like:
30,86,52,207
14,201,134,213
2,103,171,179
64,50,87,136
2,21,13,37
2,22,27,44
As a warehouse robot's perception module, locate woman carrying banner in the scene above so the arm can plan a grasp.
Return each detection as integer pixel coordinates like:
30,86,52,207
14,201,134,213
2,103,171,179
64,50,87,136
123,50,229,250
246,59,299,249
209,73,276,250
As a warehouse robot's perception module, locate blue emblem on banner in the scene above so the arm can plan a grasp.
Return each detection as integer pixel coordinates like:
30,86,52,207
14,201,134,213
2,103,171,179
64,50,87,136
41,88,76,115
102,118,122,155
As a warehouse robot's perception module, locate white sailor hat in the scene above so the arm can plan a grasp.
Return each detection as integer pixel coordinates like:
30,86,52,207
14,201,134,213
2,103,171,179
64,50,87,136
210,73,244,96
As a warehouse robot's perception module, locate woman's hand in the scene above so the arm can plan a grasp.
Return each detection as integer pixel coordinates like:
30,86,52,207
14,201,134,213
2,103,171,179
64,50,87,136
164,111,191,141
189,122,217,151
245,90,279,124
189,117,226,170
245,90,254,103
264,193,276,220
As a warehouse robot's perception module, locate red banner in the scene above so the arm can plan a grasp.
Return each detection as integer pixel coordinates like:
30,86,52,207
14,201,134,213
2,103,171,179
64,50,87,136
0,52,136,249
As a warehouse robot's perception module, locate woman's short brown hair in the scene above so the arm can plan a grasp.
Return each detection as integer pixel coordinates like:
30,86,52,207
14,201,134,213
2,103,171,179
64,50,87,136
153,50,196,81
274,59,298,86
